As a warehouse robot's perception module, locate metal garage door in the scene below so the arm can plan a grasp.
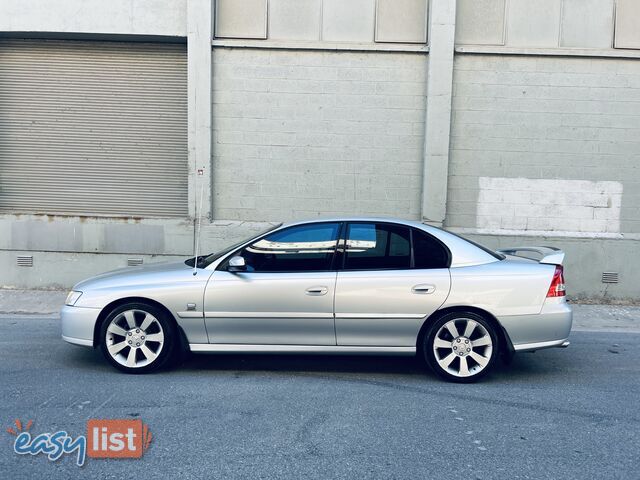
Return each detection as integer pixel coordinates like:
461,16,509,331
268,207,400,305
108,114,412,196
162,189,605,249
0,39,188,217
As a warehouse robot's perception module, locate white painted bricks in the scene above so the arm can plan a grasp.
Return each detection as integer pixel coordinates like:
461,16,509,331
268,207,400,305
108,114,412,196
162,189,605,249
477,177,623,235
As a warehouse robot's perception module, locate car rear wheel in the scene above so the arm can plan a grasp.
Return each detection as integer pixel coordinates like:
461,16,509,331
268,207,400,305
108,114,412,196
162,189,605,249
99,302,176,374
423,311,498,383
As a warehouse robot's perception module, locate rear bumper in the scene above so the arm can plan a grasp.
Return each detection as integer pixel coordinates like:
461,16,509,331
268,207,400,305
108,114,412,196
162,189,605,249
498,298,573,352
60,305,101,348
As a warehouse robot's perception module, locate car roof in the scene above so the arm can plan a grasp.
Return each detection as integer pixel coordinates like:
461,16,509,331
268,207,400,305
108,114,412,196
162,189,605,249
282,216,424,228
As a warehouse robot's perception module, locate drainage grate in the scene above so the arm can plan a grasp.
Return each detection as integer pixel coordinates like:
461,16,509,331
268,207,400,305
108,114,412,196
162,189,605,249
602,272,619,284
127,258,144,267
17,255,33,267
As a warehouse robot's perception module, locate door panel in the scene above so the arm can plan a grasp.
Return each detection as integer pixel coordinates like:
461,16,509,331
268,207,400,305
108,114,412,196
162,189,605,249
334,269,451,346
204,271,337,345
203,221,341,345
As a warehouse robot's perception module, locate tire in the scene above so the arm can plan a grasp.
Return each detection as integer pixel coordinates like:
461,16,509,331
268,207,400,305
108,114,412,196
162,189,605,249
423,311,499,383
99,302,176,374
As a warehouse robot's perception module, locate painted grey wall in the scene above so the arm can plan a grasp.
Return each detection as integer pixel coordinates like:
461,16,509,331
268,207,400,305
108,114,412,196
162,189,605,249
0,217,275,289
0,0,187,37
2,0,640,301
446,53,640,300
211,48,428,221
448,54,640,236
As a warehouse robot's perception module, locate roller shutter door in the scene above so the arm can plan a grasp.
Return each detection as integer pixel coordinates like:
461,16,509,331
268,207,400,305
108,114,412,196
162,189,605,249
0,39,188,217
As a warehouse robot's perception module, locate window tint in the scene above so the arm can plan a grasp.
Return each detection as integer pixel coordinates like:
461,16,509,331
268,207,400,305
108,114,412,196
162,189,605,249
344,223,411,270
239,223,340,272
412,228,450,269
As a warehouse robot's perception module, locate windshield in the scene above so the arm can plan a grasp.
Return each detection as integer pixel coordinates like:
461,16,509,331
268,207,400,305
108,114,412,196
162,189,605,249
185,223,282,269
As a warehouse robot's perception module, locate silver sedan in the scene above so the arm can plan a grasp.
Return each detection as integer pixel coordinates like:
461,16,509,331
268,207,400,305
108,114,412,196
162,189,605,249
61,217,572,382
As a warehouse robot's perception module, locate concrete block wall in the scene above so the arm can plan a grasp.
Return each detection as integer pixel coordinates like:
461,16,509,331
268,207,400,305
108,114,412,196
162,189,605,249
2,1,639,301
211,47,428,222
447,54,640,300
448,54,640,235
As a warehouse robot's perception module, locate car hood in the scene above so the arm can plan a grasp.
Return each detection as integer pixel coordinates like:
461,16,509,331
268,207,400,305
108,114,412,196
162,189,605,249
73,261,198,291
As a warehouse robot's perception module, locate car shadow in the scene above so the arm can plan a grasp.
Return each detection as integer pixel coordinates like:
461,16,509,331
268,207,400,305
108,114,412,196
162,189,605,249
177,349,576,383
492,349,583,383
61,341,579,383
180,353,426,376
59,344,110,371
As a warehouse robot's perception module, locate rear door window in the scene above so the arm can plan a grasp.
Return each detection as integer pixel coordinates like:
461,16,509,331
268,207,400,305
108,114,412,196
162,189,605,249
343,223,411,270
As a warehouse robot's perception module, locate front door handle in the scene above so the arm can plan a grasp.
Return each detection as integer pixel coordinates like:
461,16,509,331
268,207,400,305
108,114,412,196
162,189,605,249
305,286,328,296
412,284,436,294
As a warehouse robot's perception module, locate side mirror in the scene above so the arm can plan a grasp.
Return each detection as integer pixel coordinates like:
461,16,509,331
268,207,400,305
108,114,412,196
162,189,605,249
228,255,247,272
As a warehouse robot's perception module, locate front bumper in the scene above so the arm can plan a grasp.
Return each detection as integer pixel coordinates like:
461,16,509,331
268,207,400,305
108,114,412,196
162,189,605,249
498,298,573,352
61,305,101,348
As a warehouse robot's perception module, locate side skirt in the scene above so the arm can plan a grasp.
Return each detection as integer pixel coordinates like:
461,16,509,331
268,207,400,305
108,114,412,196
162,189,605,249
189,344,416,355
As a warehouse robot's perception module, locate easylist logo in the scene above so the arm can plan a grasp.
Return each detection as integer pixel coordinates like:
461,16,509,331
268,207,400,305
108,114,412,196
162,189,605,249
87,419,152,459
7,418,152,466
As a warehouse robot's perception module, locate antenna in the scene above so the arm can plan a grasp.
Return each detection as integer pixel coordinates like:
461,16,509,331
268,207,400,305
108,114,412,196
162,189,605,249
193,167,205,276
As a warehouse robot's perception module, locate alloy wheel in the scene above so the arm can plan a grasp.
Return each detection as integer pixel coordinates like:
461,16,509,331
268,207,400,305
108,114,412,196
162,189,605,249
105,309,165,368
432,318,493,378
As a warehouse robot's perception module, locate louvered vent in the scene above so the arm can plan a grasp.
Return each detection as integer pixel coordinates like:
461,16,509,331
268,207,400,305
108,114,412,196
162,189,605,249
602,272,619,284
17,255,33,267
127,258,144,267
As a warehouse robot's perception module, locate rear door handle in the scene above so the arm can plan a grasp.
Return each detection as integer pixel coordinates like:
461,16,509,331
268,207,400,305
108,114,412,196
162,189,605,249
412,284,436,294
305,286,328,296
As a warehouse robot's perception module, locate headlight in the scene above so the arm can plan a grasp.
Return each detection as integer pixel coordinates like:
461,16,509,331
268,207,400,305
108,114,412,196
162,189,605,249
65,291,83,306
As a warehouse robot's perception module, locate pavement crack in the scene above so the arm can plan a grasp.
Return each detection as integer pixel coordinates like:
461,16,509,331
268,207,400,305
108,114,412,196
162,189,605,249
85,393,115,419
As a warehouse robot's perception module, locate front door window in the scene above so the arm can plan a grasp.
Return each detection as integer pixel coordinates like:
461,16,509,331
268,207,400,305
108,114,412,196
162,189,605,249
237,222,341,272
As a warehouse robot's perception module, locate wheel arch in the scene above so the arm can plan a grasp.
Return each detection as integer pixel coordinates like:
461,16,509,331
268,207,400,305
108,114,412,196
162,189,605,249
93,296,189,352
416,305,514,359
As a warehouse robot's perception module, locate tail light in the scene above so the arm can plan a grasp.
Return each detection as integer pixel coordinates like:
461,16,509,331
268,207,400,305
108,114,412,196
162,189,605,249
547,265,566,297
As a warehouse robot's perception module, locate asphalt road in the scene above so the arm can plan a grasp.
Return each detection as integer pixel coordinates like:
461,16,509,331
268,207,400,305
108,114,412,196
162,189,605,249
0,316,638,479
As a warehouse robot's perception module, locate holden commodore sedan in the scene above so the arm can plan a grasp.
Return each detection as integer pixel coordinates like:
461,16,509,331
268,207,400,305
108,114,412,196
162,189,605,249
61,217,572,382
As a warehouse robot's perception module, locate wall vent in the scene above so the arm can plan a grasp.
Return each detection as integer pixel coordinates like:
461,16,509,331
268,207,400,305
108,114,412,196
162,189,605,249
17,255,33,267
127,258,144,267
602,272,619,284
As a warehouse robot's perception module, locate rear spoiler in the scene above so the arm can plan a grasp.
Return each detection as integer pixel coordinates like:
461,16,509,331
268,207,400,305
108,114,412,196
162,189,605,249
496,246,565,265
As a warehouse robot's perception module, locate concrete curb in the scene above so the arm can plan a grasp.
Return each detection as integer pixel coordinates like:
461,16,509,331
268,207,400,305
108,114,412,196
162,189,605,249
1,289,639,332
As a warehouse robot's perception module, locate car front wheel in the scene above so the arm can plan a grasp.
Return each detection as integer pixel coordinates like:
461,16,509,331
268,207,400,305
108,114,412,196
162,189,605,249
99,302,176,374
423,311,499,383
